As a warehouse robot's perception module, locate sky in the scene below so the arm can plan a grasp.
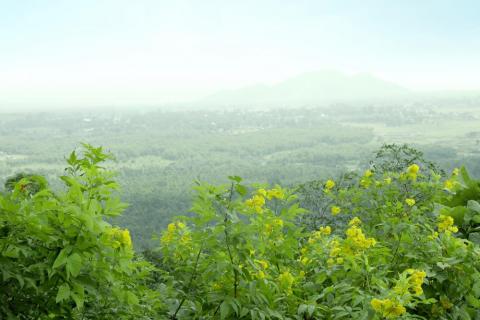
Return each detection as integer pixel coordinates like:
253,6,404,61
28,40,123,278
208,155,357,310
0,0,479,109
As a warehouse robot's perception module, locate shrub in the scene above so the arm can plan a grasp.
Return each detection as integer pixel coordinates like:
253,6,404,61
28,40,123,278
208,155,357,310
0,145,161,319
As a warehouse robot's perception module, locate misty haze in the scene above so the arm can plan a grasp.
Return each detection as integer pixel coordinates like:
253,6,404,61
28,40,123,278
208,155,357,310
1,1,480,319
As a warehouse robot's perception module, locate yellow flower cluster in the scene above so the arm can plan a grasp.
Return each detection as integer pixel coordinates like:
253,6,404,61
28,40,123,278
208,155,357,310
161,221,191,245
266,187,285,200
327,219,375,265
349,217,362,226
345,224,377,251
405,198,416,207
328,239,342,260
278,270,295,295
360,170,373,188
245,194,266,213
406,164,420,181
106,227,132,249
407,269,427,295
437,215,458,234
372,268,427,318
324,179,335,193
331,206,341,216
394,269,427,296
246,187,285,213
308,226,331,244
371,298,406,319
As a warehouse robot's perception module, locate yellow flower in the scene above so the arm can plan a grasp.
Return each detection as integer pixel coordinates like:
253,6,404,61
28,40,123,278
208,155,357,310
255,259,269,269
256,270,266,279
325,179,335,190
120,229,132,248
257,188,267,197
428,231,439,240
443,179,454,191
405,198,416,207
278,271,295,294
437,215,458,234
177,222,186,229
371,298,406,319
161,222,190,245
345,225,376,250
371,298,383,311
384,177,392,185
406,164,420,181
167,223,176,233
329,240,342,257
272,218,284,227
319,226,332,235
245,194,265,213
364,169,373,177
300,257,310,265
349,217,362,226
405,269,426,296
266,187,285,200
452,168,459,176
407,164,420,174
331,206,341,216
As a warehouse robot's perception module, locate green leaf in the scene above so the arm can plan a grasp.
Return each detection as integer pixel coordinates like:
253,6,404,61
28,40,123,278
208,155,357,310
71,282,85,309
220,300,231,319
104,197,129,216
469,233,480,245
56,284,70,303
235,184,248,196
3,245,20,258
126,291,139,305
53,248,70,269
468,200,480,213
66,253,82,278
228,176,242,183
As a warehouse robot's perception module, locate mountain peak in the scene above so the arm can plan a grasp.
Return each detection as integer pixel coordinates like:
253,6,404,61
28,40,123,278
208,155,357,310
203,71,409,107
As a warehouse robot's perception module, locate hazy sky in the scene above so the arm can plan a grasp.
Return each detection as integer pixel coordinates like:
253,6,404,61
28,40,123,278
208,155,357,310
1,0,479,109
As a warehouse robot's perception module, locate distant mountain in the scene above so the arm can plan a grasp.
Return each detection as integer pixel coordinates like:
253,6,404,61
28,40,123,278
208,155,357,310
201,70,411,107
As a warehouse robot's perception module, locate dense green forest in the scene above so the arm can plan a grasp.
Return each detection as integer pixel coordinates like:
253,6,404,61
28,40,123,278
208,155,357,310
1,144,480,319
1,102,480,247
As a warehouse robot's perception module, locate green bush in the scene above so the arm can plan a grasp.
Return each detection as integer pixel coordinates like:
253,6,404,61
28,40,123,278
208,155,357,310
0,145,161,319
156,165,480,319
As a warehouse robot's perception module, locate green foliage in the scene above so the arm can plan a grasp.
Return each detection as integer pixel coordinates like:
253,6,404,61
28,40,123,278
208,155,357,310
370,143,444,177
439,166,480,245
4,172,48,195
0,144,161,319
155,163,480,319
2,145,480,319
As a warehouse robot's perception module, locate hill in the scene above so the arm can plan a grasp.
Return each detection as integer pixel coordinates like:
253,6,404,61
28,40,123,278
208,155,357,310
202,70,410,107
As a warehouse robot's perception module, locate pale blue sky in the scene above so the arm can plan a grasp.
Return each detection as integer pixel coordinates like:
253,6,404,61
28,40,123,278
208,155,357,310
1,0,479,108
